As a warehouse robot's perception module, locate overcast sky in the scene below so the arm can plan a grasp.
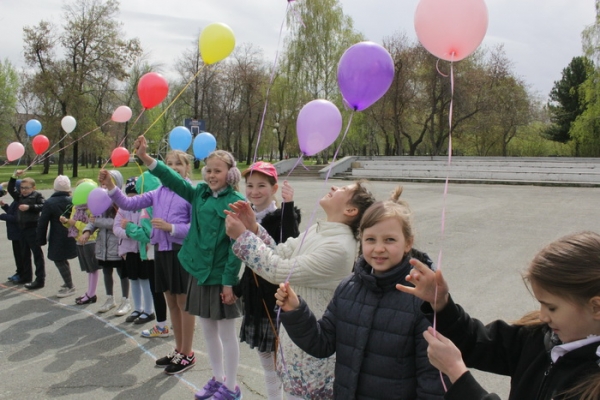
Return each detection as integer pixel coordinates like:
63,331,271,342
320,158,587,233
0,0,596,99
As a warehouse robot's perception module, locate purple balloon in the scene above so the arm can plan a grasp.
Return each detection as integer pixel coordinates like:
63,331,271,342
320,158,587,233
296,99,342,156
87,187,112,216
337,41,395,111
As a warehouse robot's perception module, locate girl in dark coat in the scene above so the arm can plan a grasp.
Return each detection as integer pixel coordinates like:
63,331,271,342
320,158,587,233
275,187,446,400
229,162,300,400
37,175,77,297
0,180,23,282
398,231,600,400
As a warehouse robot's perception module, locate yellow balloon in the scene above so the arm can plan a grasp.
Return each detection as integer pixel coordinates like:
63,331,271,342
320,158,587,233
199,22,235,65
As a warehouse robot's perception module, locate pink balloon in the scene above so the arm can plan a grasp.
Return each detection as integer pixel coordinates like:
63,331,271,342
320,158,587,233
414,0,488,62
112,106,133,123
296,100,342,156
87,187,112,215
6,142,25,162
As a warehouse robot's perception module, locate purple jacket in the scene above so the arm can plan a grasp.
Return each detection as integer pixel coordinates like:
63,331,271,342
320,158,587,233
108,186,191,251
113,208,141,257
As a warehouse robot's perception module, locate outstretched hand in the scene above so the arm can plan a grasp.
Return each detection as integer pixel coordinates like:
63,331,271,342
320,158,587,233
228,200,258,232
133,135,153,166
423,327,468,384
225,212,247,240
98,169,115,190
275,282,300,312
395,258,450,312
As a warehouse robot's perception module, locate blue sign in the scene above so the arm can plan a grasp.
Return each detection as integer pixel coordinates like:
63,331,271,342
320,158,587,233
184,119,206,136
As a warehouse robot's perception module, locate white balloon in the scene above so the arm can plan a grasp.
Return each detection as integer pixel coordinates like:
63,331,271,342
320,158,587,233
61,116,77,133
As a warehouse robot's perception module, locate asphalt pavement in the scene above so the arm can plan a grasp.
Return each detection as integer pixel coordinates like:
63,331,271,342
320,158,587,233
2,177,599,399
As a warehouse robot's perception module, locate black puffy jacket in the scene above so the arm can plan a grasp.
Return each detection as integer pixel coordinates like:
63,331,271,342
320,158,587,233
280,251,446,400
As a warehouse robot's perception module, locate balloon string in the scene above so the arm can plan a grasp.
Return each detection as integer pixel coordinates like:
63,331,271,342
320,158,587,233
276,112,354,377
433,58,454,393
101,109,146,170
140,65,206,138
288,0,306,29
251,2,291,164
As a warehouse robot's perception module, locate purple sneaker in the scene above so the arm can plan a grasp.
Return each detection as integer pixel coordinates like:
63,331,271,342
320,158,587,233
195,377,224,399
213,383,242,400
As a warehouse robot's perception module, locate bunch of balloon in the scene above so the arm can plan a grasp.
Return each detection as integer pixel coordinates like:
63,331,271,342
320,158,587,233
169,126,193,151
111,147,130,167
338,41,395,112
72,180,98,206
32,135,50,155
61,116,77,134
296,100,343,156
414,0,488,63
111,106,133,123
87,187,113,215
25,119,42,137
137,72,169,110
193,132,217,160
199,23,235,65
6,142,25,162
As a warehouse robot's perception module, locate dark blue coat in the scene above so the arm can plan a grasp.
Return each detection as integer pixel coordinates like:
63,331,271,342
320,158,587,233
280,252,446,400
0,201,22,240
36,191,76,261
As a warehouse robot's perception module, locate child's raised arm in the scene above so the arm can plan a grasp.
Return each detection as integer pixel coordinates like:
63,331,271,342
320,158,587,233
133,136,154,166
275,282,300,312
396,258,450,312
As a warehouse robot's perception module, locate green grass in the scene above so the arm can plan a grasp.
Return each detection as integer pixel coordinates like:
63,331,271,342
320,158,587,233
0,162,252,190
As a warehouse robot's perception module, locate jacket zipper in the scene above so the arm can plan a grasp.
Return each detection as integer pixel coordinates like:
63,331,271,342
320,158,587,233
534,360,554,400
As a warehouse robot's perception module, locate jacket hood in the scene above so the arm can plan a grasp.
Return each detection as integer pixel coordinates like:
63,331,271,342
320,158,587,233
109,170,124,189
136,171,161,193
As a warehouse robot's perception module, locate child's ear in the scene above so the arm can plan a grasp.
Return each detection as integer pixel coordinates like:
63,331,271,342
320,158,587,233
343,206,358,218
590,296,600,319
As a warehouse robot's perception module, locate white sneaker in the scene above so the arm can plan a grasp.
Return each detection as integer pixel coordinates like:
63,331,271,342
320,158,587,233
98,295,116,313
57,286,76,298
115,297,131,316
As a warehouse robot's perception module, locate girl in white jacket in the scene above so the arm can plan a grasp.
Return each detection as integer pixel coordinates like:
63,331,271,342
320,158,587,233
225,182,375,400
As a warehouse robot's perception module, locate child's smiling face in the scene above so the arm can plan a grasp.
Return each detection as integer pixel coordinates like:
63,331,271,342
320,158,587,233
204,158,229,191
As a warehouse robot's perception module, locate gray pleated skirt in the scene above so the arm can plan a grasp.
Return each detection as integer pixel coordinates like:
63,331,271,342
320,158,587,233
185,276,242,320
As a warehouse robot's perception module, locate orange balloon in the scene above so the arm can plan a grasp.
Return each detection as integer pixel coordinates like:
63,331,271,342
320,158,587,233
32,135,50,155
111,147,130,167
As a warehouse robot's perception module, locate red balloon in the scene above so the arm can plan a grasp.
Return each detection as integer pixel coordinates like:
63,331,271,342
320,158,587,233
32,135,50,155
111,147,130,167
137,72,169,109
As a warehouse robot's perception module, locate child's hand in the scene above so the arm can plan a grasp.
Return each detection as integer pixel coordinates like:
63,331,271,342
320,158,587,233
228,200,258,232
220,286,237,305
225,213,247,240
98,169,115,190
120,218,130,229
89,215,96,224
423,327,468,383
59,216,68,224
14,170,24,177
281,180,294,203
133,136,154,166
18,204,30,211
395,258,449,312
79,231,91,245
275,282,300,312
151,218,171,232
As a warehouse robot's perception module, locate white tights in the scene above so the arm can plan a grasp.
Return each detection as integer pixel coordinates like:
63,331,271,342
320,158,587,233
258,351,282,400
198,317,239,388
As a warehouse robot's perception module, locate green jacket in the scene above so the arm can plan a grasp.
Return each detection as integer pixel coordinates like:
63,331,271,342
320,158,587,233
125,207,152,261
151,161,245,286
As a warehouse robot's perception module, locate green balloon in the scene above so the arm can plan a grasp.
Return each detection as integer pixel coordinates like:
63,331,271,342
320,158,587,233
72,180,98,205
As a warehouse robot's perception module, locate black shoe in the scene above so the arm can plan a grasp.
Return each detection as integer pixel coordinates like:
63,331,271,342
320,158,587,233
13,278,32,285
75,294,97,305
164,352,195,375
156,349,178,367
125,311,142,323
24,280,45,290
134,313,155,325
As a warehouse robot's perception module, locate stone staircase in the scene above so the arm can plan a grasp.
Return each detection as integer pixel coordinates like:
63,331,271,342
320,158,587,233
317,156,600,186
279,164,326,179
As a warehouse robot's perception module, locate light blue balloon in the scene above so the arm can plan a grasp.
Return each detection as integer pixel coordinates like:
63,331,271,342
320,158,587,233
25,119,42,136
193,132,217,160
168,126,193,151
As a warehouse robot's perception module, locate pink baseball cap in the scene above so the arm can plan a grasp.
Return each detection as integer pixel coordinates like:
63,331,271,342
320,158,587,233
242,161,278,182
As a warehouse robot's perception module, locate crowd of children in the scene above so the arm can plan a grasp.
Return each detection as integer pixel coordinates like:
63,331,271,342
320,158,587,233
3,135,600,400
